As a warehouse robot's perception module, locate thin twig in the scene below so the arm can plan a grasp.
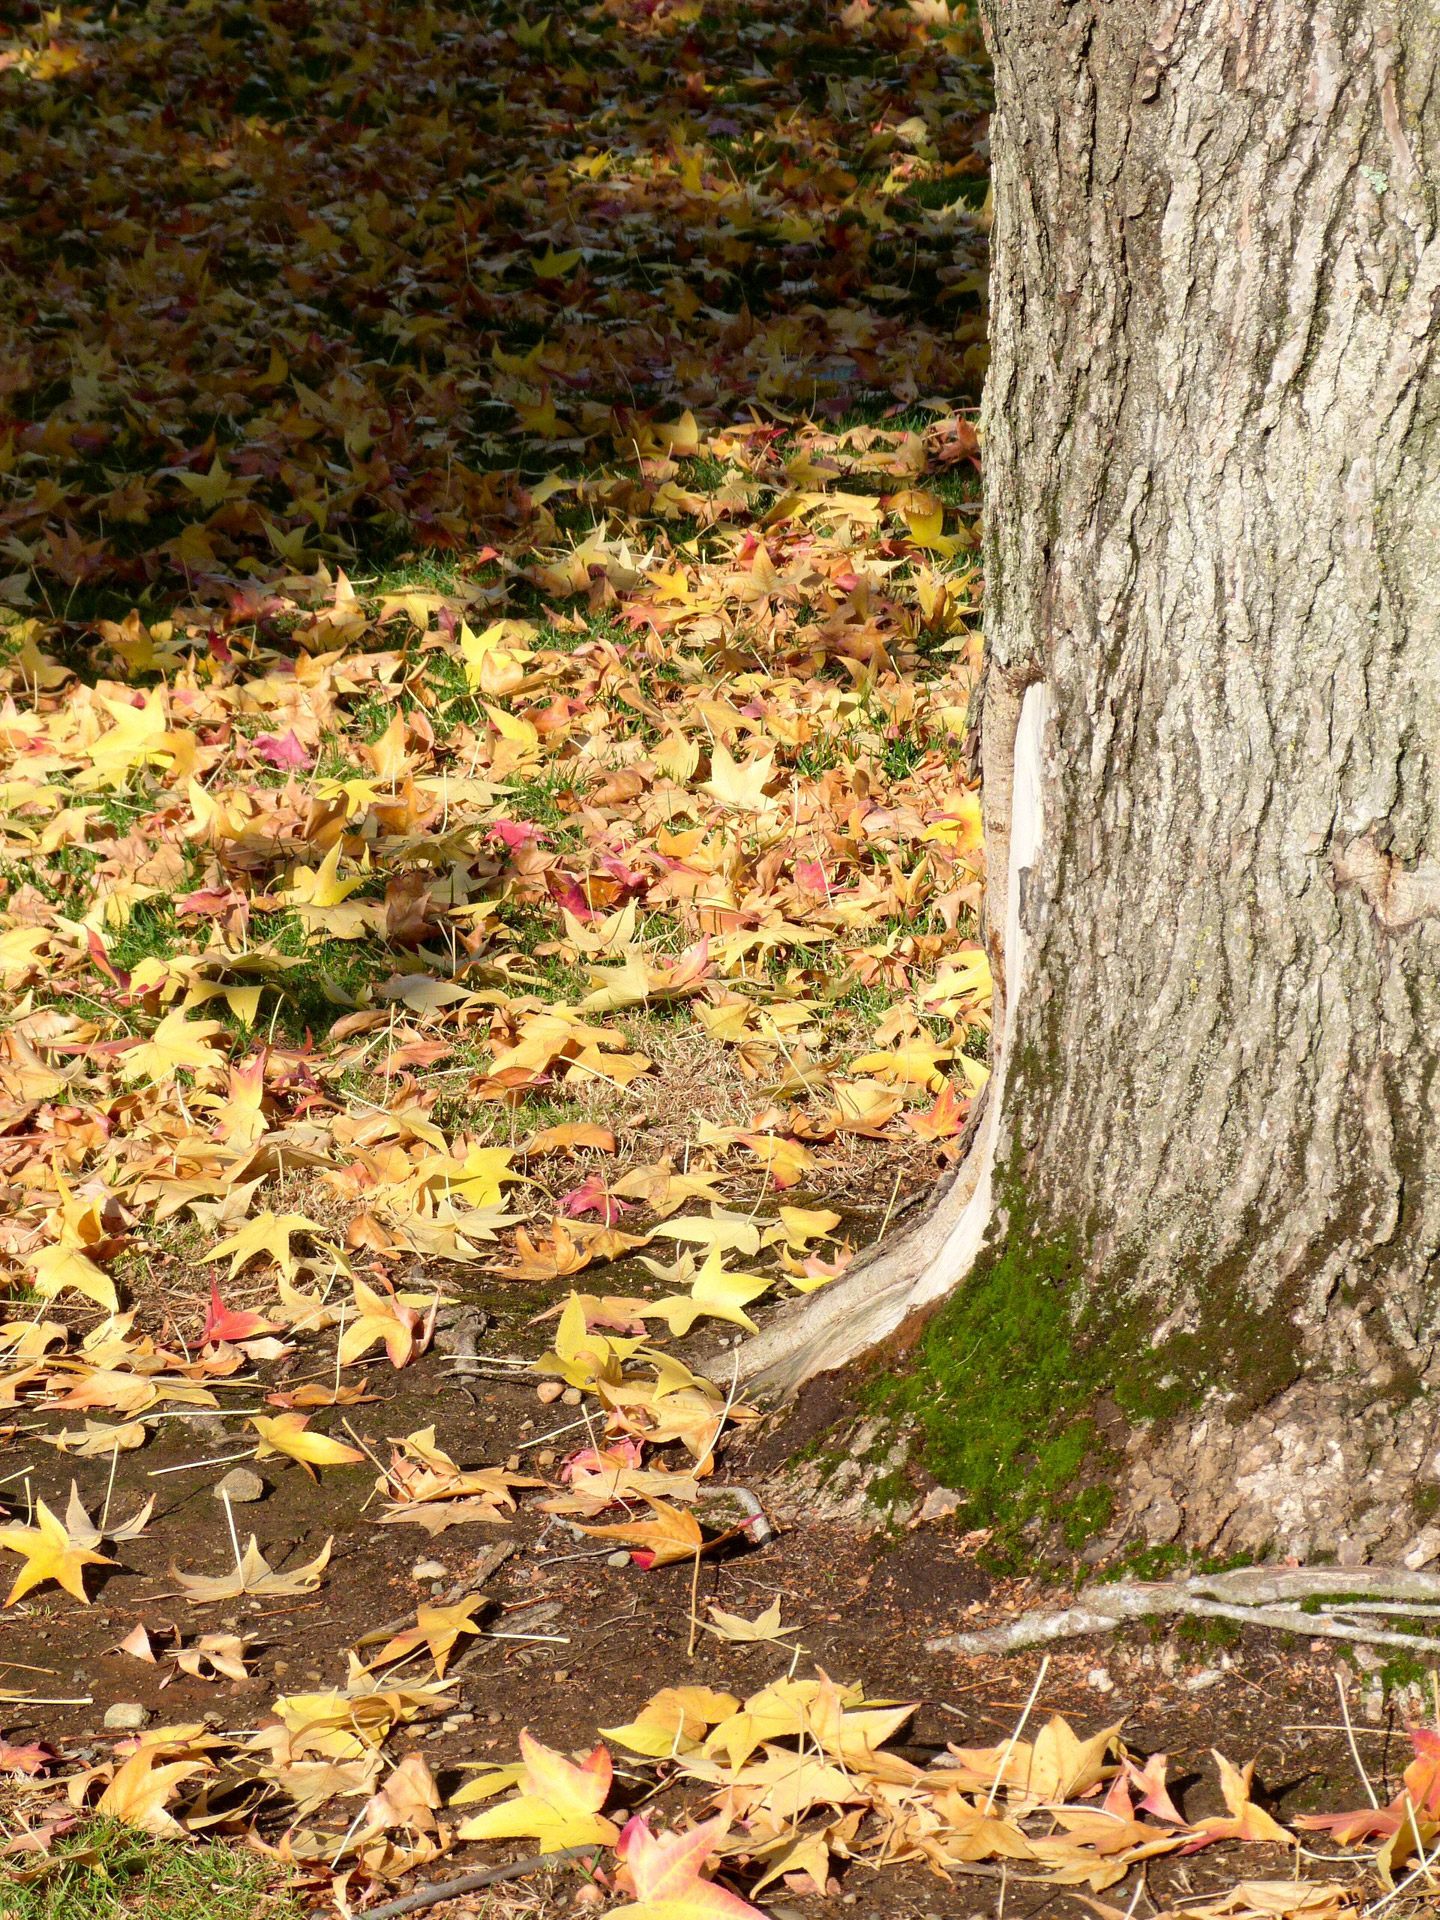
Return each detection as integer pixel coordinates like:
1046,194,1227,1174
687,1540,703,1658
360,1845,599,1919
99,1443,119,1534
148,1450,256,1477
221,1487,243,1579
1337,1670,1379,1810
982,1654,1049,1815
341,1415,400,1489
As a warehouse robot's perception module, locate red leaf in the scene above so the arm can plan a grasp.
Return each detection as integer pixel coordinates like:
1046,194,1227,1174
561,1172,632,1225
253,729,312,769
203,1278,280,1346
0,1739,54,1777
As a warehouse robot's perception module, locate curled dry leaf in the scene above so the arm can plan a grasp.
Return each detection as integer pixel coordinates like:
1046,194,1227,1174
171,1534,332,1604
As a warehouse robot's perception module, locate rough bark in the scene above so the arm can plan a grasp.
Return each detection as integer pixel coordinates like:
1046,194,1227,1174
730,0,1440,1560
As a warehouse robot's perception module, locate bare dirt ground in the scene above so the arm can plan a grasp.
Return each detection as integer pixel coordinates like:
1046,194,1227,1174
1,1280,1402,1917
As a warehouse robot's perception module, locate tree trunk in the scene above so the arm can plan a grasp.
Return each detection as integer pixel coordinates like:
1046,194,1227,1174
728,0,1440,1561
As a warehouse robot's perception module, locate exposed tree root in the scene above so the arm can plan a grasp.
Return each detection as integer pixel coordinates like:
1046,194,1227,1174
925,1566,1440,1656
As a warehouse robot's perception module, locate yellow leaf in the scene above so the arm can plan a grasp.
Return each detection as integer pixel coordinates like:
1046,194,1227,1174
650,1208,763,1257
337,1276,423,1369
171,1534,333,1605
700,741,777,813
0,1497,113,1605
25,1243,119,1313
39,1419,147,1458
847,1040,952,1090
448,1760,526,1807
411,1144,517,1210
209,1210,320,1283
655,731,701,782
362,710,410,785
97,1745,210,1836
172,453,247,512
0,925,50,978
957,1054,990,1093
653,410,700,456
208,1054,268,1148
249,1412,365,1477
638,1245,770,1336
120,1008,228,1086
776,1206,841,1248
484,701,540,754
903,500,963,558
737,1133,816,1190
578,1497,705,1569
367,1595,485,1679
459,619,531,693
603,1686,739,1758
532,245,583,279
920,791,983,853
286,838,367,909
80,689,170,788
702,1598,799,1646
456,1730,618,1850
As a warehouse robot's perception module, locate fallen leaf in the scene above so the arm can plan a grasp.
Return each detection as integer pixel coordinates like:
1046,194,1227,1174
703,1598,799,1646
0,1498,113,1605
249,1412,366,1477
171,1535,333,1604
455,1729,618,1850
612,1813,764,1919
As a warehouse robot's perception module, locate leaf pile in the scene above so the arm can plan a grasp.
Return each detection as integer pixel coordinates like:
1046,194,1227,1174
4,1651,1373,1916
0,0,995,1348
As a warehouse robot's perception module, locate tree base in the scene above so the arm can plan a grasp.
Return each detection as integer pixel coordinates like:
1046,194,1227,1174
751,1339,1440,1569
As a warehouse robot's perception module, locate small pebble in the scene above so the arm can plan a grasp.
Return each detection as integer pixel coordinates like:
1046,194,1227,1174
560,1387,582,1406
488,1710,503,1724
213,1467,266,1505
536,1448,556,1467
103,1703,150,1731
536,1381,564,1404
606,1550,631,1569
272,1660,289,1677
1085,1667,1115,1694
552,1668,570,1684
411,1558,446,1581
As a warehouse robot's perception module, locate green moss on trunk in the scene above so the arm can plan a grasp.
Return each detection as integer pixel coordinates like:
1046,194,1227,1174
859,1206,1304,1557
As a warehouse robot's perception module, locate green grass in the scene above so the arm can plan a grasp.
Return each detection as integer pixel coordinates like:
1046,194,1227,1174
2,1819,297,1920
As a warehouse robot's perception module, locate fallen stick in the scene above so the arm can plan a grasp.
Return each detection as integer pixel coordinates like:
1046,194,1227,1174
359,1845,598,1920
926,1566,1440,1656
